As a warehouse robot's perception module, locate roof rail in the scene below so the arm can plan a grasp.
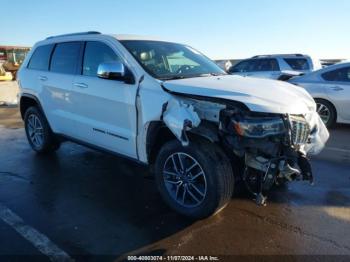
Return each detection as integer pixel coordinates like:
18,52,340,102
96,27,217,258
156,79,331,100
46,31,101,40
252,54,304,58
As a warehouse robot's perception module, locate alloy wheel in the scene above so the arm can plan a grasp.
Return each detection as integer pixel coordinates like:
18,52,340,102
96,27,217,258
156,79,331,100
27,114,44,148
163,152,207,208
316,102,331,125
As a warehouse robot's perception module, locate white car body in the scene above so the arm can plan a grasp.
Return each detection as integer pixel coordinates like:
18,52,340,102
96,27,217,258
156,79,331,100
17,32,329,216
229,54,322,80
289,61,350,125
19,34,326,161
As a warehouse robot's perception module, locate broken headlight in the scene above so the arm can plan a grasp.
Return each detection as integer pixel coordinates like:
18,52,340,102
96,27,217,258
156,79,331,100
233,117,286,138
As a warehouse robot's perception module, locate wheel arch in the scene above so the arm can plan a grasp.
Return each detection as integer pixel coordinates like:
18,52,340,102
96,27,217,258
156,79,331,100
146,120,220,165
20,93,55,132
314,97,338,122
20,94,43,120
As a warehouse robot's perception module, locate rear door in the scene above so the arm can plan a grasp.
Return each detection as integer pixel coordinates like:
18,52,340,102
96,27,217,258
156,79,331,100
43,42,83,135
20,44,55,122
321,66,350,120
71,41,138,158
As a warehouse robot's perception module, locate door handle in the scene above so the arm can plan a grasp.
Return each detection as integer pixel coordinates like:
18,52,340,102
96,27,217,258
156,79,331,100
38,76,47,81
330,86,344,91
74,83,88,89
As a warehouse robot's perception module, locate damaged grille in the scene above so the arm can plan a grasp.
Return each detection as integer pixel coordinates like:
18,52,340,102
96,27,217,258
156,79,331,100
289,115,310,145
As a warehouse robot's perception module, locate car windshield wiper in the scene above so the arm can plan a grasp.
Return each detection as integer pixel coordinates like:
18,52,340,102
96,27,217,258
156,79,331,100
195,73,228,77
208,72,228,76
160,75,188,80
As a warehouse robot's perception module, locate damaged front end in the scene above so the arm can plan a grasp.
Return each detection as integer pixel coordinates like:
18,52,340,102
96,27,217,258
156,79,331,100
161,95,329,206
219,108,329,205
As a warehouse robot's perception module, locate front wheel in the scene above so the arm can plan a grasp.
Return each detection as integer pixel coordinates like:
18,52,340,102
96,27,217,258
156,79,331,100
155,139,234,219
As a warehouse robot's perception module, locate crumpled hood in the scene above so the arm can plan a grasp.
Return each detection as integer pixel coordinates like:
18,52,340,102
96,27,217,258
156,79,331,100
162,75,316,114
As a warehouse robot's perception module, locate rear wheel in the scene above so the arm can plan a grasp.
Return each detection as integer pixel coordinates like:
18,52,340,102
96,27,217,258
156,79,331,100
315,99,336,128
155,139,234,219
24,106,60,153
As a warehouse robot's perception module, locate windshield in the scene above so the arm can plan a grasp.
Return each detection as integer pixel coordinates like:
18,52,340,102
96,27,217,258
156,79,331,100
120,40,226,80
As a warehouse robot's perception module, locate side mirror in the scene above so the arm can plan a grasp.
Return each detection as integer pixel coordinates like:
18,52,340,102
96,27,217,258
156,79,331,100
97,61,126,81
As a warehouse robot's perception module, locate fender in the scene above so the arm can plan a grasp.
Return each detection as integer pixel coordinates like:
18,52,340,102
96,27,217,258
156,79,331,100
19,93,57,135
19,93,44,119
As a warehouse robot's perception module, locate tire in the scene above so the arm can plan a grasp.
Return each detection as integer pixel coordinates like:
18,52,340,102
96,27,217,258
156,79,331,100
154,138,234,219
24,106,60,153
315,99,336,128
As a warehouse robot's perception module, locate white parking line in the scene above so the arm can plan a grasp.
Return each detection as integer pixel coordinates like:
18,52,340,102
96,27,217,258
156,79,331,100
325,147,350,154
0,202,73,262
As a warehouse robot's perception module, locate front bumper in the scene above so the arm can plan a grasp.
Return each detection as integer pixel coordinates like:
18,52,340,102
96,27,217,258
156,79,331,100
219,108,329,205
302,111,329,155
220,109,329,180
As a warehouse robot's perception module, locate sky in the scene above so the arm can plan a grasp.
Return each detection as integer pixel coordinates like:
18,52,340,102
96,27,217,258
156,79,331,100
1,0,349,59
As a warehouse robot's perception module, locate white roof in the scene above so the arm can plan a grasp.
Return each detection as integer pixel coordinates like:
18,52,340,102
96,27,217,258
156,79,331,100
41,32,170,43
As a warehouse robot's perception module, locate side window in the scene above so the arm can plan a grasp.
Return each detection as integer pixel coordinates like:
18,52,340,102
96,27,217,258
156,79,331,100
230,60,252,73
50,42,82,74
83,41,120,77
322,67,350,82
253,59,280,72
27,44,54,71
284,58,310,70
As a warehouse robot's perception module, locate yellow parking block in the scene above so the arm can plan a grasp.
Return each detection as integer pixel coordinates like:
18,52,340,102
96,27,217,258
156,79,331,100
0,72,13,81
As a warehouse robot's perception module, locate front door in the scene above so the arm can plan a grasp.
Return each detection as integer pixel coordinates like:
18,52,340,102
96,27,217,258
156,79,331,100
71,41,138,158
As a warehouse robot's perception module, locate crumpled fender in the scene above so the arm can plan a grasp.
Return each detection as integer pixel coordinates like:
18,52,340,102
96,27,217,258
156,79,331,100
162,98,201,146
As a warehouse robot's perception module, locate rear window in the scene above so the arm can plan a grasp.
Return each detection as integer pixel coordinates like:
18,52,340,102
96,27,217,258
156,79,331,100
284,58,310,70
322,67,350,82
50,42,82,74
28,44,54,71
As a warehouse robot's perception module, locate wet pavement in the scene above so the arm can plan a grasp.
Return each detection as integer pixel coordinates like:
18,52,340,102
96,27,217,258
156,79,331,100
0,106,350,260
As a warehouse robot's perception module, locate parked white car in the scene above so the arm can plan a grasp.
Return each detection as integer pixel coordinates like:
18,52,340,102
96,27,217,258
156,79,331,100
228,54,321,79
289,62,350,127
18,32,328,218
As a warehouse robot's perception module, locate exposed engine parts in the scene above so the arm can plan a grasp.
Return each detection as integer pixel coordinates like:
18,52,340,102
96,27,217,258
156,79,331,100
161,98,327,207
219,107,316,205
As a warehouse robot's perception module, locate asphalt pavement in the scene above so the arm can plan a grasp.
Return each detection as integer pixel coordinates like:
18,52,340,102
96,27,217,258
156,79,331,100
0,106,349,261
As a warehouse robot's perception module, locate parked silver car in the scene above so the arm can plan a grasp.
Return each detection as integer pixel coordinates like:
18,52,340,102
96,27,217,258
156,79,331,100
228,54,322,80
289,62,350,127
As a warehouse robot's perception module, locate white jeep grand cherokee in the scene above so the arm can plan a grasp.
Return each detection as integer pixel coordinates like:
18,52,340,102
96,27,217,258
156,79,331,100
18,32,329,218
